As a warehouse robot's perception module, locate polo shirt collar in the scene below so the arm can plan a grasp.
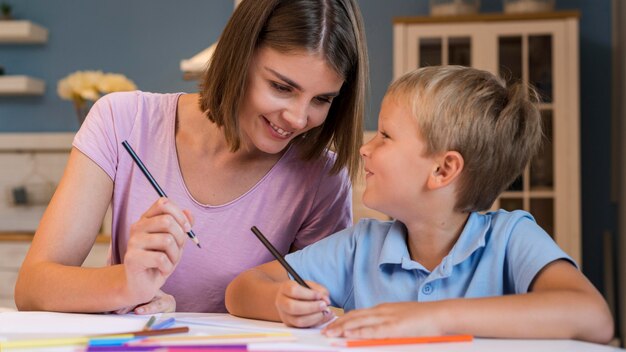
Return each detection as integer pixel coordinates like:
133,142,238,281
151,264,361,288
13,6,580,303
378,220,410,267
446,212,489,266
377,212,490,272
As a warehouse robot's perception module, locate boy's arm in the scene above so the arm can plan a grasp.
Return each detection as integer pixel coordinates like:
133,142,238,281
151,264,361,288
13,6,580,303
323,259,614,344
225,260,332,327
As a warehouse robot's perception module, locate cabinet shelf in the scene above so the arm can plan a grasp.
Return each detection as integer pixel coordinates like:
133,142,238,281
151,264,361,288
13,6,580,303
0,20,48,43
0,75,45,95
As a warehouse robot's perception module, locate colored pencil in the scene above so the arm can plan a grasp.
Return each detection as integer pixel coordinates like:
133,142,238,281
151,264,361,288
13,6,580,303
92,326,189,337
122,140,201,248
0,327,190,349
250,226,309,288
87,345,247,351
144,315,157,330
335,334,473,347
151,317,177,330
130,332,295,346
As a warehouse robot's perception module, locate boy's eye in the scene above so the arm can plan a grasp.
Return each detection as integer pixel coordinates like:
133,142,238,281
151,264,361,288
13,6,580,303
380,131,390,139
271,82,292,93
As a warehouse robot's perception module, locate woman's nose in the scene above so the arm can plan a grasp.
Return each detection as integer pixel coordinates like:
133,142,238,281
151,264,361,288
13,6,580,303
282,101,308,130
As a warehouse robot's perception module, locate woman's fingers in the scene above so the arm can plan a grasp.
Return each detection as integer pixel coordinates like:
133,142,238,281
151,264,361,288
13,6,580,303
138,198,191,246
126,244,177,275
134,291,176,314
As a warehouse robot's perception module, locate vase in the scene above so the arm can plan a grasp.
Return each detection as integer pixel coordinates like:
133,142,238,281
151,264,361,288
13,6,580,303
73,99,90,126
503,0,555,14
430,0,480,16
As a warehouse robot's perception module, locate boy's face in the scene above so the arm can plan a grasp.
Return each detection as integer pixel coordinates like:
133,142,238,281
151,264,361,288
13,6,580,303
360,96,439,220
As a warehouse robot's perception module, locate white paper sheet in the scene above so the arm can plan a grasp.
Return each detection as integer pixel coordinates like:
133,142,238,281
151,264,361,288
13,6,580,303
0,311,150,334
171,312,326,335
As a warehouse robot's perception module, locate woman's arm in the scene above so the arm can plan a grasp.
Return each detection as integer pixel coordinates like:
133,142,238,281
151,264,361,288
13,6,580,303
15,149,190,312
323,260,614,344
226,260,332,327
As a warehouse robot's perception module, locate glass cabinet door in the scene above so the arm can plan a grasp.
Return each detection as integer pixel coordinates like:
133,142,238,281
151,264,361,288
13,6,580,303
495,33,556,238
417,36,472,67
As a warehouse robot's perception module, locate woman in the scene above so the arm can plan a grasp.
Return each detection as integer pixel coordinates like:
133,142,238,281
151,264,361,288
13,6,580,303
15,0,368,313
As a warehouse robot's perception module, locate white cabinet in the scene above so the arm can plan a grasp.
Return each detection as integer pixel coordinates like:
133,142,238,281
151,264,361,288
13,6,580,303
0,234,109,310
394,11,581,263
0,20,48,96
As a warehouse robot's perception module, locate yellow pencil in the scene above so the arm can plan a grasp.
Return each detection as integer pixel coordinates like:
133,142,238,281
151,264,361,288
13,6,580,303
0,334,134,349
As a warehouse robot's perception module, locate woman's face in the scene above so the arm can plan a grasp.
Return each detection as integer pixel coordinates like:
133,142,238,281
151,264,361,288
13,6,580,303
238,46,345,155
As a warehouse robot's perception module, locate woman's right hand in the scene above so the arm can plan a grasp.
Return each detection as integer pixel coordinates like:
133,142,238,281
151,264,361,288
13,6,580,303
123,197,193,304
275,280,335,328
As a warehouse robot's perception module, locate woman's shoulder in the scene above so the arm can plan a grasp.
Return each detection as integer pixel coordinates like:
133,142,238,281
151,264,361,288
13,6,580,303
97,90,182,111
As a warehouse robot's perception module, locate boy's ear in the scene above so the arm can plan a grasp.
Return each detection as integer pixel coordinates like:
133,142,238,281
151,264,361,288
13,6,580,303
427,151,464,190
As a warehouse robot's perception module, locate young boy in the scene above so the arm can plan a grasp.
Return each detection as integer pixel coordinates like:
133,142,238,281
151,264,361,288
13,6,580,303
225,66,613,343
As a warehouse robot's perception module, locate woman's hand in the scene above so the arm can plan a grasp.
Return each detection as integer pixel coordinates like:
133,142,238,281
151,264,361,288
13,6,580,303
275,280,335,328
122,197,193,304
113,290,176,315
322,302,443,338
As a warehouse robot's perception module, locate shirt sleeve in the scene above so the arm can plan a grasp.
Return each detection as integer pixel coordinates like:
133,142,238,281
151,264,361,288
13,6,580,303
72,91,139,180
285,225,358,308
291,160,353,250
505,214,577,294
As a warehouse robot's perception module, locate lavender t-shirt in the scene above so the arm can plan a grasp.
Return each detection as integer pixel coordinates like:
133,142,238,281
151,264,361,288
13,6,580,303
73,91,352,312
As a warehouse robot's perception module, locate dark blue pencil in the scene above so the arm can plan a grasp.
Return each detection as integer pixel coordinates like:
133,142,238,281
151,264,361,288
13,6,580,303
250,226,310,288
122,140,201,248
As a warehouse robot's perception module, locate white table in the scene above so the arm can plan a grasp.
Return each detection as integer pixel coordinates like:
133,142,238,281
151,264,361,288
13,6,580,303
0,312,622,352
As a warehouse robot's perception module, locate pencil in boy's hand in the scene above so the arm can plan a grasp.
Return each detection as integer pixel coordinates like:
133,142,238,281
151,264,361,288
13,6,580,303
121,140,201,248
250,226,310,289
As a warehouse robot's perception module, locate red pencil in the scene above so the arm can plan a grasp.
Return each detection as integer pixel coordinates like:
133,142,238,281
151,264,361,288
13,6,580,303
336,334,473,347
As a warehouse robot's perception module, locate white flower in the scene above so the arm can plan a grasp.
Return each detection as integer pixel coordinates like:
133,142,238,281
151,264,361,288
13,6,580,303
57,70,137,102
97,73,137,94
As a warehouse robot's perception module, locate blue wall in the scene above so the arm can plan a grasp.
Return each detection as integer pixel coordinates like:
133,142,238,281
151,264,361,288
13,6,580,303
0,0,615,294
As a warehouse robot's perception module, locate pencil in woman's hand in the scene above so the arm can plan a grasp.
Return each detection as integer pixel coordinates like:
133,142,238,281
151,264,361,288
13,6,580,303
121,140,201,248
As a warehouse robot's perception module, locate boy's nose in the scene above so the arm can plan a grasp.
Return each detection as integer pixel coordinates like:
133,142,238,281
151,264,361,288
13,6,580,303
360,133,377,157
360,142,370,157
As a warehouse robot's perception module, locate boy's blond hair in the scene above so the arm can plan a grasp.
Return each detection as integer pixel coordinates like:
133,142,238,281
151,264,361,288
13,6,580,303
387,66,542,212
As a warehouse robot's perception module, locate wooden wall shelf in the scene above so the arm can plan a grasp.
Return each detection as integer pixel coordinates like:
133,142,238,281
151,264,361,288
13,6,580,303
0,20,48,44
0,75,45,95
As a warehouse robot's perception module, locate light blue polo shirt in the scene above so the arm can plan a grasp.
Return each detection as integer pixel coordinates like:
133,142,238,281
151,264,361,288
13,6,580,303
285,210,575,311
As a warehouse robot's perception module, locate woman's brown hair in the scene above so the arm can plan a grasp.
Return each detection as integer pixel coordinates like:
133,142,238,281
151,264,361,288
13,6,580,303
199,0,369,181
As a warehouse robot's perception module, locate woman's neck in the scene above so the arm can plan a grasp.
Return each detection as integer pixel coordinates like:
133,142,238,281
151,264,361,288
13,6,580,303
175,93,269,164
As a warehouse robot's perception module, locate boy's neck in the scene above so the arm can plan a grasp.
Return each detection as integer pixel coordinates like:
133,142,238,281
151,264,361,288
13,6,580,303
403,211,470,272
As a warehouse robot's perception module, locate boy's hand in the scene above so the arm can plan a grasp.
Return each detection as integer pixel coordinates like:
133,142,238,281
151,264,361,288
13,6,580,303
276,280,335,328
322,302,443,338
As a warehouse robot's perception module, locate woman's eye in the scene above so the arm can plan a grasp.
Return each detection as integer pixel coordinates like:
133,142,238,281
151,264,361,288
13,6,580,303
271,82,291,93
314,96,332,105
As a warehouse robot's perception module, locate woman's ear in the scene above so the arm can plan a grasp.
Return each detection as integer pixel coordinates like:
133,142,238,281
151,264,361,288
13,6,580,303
427,151,464,190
